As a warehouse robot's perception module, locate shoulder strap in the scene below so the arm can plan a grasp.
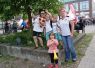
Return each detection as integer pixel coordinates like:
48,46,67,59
59,16,60,20
50,20,53,28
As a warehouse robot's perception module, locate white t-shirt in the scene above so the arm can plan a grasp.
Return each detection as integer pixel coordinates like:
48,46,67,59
58,17,72,36
32,18,36,27
45,20,52,33
33,17,43,32
52,22,58,33
17,19,23,27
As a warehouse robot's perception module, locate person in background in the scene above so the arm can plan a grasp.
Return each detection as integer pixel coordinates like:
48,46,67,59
47,32,59,68
79,17,85,33
92,17,95,25
4,21,9,33
12,20,18,32
21,19,27,31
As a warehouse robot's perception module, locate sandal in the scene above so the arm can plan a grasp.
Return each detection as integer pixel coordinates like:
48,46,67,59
34,46,38,49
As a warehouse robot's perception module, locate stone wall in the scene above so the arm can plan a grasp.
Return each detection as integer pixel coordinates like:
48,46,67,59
0,33,86,65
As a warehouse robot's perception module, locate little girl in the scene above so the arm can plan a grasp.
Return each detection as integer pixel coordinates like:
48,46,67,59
47,32,59,68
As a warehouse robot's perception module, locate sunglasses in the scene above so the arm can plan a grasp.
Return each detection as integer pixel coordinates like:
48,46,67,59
41,13,45,14
41,11,45,14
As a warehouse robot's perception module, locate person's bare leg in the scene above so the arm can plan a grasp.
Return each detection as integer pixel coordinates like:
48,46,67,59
33,36,38,47
38,37,44,47
59,40,63,46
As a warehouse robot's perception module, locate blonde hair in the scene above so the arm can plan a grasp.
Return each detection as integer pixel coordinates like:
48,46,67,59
52,15,58,22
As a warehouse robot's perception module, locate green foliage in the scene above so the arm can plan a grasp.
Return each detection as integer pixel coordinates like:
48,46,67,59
0,10,14,21
0,30,35,47
0,0,63,20
0,0,63,34
15,30,33,45
22,13,28,20
0,30,47,47
0,0,13,21
32,0,63,14
0,31,79,48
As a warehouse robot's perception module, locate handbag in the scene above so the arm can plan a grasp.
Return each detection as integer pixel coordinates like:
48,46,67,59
54,50,58,60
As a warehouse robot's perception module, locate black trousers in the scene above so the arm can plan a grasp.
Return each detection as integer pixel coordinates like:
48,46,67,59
49,53,58,64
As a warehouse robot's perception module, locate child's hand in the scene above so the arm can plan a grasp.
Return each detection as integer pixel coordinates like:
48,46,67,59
50,40,54,45
52,40,57,45
53,40,56,45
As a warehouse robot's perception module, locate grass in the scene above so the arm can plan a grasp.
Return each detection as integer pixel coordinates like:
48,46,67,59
77,34,93,57
61,34,93,68
0,34,93,68
0,55,16,63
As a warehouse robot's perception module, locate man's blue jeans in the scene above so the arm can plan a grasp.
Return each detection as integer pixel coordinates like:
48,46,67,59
62,35,77,60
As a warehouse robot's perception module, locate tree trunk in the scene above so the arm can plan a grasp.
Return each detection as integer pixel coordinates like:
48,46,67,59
27,6,33,37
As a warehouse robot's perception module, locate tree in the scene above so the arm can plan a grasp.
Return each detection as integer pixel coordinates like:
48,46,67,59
0,0,63,36
0,0,13,21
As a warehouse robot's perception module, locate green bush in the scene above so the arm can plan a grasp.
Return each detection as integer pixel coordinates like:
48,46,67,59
0,30,35,47
0,30,79,47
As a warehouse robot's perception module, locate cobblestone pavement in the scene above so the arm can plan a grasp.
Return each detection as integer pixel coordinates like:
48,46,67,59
0,58,46,68
77,35,95,68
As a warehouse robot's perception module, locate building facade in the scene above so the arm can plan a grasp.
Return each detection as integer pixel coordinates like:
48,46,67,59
62,0,95,17
92,0,95,17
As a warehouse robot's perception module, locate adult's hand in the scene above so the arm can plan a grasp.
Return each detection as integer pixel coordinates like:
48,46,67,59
70,33,74,37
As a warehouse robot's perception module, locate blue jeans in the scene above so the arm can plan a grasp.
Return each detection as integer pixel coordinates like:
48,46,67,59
62,35,77,60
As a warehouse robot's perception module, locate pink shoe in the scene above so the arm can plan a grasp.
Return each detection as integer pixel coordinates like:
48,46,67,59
48,64,54,68
55,64,59,68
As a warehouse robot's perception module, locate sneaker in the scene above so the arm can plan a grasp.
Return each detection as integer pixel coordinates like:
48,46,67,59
72,58,77,62
65,59,69,62
55,64,59,68
48,64,54,68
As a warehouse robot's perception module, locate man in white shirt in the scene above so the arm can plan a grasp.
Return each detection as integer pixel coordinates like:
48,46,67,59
33,9,46,48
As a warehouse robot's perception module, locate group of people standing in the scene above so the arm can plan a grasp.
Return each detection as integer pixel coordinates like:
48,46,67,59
4,20,18,33
32,8,77,68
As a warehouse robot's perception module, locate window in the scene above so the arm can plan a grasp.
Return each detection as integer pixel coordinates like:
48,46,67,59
80,1,89,11
63,0,69,3
64,3,78,12
63,0,75,3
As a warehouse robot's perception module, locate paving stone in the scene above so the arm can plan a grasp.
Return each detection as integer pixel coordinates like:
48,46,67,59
77,35,95,68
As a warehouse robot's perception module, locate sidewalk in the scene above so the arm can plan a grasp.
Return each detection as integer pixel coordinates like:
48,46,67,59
0,29,3,34
77,35,95,68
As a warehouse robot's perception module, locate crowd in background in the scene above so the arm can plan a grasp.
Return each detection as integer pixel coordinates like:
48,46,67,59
4,14,95,34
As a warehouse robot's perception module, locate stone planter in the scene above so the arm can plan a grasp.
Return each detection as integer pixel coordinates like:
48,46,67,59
0,33,86,65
